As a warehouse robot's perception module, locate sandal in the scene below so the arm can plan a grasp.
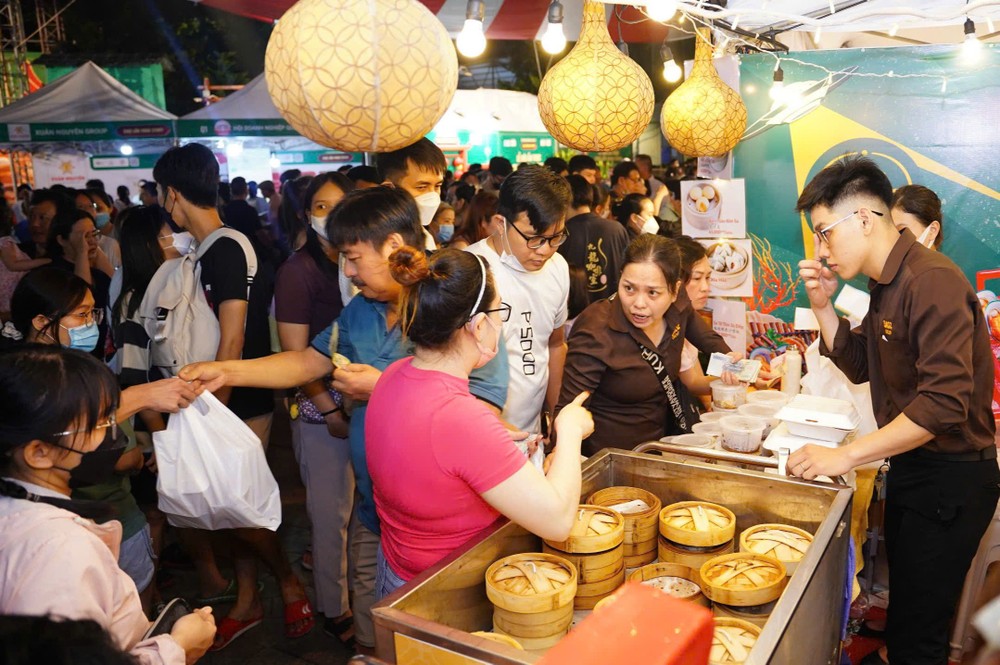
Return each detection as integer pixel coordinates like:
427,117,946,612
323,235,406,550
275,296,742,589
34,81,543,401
210,615,263,651
284,598,316,639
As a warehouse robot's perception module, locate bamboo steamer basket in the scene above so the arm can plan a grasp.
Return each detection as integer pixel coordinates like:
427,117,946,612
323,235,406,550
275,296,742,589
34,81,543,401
627,562,708,606
544,505,625,553
493,603,574,638
710,617,762,664
660,501,736,547
470,631,524,650
712,599,778,628
574,562,626,610
492,624,566,651
586,486,661,562
739,523,813,575
542,542,623,583
659,535,735,569
485,552,577,613
700,553,787,607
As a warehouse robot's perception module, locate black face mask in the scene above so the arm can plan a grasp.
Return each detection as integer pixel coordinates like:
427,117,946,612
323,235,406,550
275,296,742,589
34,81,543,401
51,426,127,489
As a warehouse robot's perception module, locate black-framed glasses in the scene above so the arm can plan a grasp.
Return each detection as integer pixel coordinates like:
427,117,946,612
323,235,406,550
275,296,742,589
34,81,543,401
814,208,883,246
507,220,569,249
483,302,511,322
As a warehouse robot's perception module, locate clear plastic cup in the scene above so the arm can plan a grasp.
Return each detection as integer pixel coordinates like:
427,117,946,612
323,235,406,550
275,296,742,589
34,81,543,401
720,415,767,453
738,403,782,437
711,380,747,411
671,433,715,448
746,390,791,408
699,411,729,424
691,421,722,443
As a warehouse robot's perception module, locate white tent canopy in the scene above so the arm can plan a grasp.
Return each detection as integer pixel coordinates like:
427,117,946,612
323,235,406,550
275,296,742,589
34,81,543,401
183,73,279,121
0,60,176,123
432,88,548,136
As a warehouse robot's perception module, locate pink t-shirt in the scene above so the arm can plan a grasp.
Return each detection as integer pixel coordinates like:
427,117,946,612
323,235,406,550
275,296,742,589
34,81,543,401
366,358,526,580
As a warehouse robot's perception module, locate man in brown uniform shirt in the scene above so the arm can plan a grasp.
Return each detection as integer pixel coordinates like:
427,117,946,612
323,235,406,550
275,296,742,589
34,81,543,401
792,156,999,664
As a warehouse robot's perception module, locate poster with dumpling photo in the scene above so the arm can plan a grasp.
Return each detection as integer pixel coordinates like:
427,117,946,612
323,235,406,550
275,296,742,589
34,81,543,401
699,238,754,298
680,179,747,239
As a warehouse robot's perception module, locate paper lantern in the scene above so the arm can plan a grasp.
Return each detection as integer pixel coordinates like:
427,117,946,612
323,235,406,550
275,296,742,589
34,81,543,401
537,0,654,152
265,0,458,153
661,28,747,157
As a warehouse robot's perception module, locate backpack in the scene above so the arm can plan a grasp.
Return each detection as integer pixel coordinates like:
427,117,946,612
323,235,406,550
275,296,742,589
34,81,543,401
139,227,258,376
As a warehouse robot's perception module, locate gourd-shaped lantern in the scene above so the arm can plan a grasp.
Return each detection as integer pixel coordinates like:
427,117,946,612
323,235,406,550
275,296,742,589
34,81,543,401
264,0,458,152
537,0,654,152
661,28,747,157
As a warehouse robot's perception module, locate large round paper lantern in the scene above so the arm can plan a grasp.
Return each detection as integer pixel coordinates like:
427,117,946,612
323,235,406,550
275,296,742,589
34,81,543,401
661,28,747,157
537,0,654,152
265,0,458,153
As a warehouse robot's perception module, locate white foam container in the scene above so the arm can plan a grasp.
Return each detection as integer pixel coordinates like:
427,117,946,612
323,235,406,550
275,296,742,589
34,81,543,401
775,394,860,443
762,422,839,455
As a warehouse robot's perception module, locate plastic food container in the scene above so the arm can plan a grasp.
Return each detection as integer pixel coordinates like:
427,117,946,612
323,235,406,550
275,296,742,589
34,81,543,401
671,433,714,448
719,415,767,453
711,380,747,411
699,411,729,424
691,422,722,443
746,390,791,408
738,403,782,437
775,394,860,443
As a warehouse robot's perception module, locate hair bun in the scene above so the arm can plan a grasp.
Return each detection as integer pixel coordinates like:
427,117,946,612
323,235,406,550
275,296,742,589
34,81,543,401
388,246,431,286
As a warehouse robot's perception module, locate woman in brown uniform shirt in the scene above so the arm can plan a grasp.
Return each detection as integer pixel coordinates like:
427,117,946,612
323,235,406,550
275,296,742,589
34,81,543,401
557,234,731,456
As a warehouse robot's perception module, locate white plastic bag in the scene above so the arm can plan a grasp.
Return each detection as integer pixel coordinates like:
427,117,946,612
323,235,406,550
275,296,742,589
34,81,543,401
154,391,281,530
801,338,879,438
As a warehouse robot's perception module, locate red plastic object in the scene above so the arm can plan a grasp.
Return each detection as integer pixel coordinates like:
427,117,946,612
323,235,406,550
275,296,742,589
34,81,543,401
537,582,714,665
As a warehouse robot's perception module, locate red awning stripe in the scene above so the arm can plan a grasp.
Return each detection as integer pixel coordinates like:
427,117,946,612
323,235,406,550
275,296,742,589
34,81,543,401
486,0,550,40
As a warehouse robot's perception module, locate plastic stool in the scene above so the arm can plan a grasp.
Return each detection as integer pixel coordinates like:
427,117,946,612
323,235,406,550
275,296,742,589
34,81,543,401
949,501,1000,662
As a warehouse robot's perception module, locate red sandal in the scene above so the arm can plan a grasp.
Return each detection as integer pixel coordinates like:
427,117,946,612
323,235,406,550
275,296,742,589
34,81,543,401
210,615,263,651
284,598,316,639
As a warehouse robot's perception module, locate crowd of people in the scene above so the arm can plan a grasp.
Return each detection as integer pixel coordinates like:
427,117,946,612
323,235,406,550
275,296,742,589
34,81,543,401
0,139,987,665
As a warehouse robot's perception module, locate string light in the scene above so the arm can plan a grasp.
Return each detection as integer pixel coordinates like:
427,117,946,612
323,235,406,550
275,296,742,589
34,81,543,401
119,143,133,156
456,0,487,58
540,0,567,54
962,17,983,61
660,41,683,82
645,0,677,22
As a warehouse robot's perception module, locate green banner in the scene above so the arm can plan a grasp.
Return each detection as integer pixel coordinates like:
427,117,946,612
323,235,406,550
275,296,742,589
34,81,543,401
0,120,174,143
272,149,364,164
734,43,1000,319
177,118,297,138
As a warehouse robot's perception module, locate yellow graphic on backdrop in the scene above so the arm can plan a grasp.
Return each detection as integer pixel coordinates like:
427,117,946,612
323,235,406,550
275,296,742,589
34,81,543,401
788,105,1000,259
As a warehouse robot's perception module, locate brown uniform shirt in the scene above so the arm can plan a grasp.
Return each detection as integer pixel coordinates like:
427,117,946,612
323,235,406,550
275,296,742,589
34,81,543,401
557,290,731,455
821,230,996,454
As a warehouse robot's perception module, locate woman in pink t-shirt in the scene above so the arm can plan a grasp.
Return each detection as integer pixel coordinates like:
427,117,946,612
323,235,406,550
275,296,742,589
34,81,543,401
366,246,593,598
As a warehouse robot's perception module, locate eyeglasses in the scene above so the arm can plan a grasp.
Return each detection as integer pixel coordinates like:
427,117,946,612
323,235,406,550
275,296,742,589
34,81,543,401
506,220,569,249
82,230,100,241
483,302,511,322
69,308,104,325
52,415,118,440
814,208,884,245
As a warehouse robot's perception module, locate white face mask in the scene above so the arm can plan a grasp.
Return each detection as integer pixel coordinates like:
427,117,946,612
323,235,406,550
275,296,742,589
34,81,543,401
498,218,530,273
169,231,195,255
414,191,441,227
915,225,933,248
310,214,328,240
639,215,659,235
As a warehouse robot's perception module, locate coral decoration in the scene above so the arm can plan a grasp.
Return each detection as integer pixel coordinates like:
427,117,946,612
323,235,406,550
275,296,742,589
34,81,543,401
537,0,655,152
265,0,458,152
661,27,747,157
743,233,801,315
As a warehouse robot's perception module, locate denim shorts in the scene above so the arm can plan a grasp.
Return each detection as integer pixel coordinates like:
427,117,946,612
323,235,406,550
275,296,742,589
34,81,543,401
375,545,407,601
118,523,155,593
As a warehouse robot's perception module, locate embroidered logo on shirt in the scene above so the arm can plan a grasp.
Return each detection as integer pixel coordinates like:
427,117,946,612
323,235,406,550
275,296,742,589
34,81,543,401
671,324,681,340
882,319,893,336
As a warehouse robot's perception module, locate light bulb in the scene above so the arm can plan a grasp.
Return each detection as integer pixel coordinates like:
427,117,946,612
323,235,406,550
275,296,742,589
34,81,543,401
962,18,982,61
645,0,677,22
541,21,566,54
663,59,682,83
225,141,244,158
269,155,281,169
457,18,486,57
119,143,133,156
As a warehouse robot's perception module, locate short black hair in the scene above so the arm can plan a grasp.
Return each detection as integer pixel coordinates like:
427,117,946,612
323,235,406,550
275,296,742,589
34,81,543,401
566,174,594,209
675,235,708,283
0,615,135,665
85,178,105,192
230,177,248,198
376,137,447,184
327,185,423,251
796,155,893,214
29,188,72,214
347,165,380,185
496,164,571,234
16,183,31,194
611,160,640,186
568,154,598,174
544,156,568,174
280,169,302,184
488,156,513,178
625,234,682,297
139,181,157,198
153,143,219,208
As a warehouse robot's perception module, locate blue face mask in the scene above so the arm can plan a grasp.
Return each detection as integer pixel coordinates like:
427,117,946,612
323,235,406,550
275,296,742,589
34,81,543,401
94,212,111,229
61,321,100,352
437,223,454,242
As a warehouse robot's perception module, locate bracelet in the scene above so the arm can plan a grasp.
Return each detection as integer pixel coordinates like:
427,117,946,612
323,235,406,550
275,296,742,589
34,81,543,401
320,407,341,417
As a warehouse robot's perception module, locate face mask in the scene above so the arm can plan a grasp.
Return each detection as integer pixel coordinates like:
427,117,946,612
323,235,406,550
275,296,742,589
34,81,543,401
94,212,111,229
414,192,441,227
53,426,127,489
169,232,195,255
60,320,99,353
639,215,659,235
472,313,501,369
498,218,530,274
915,225,933,248
437,223,454,243
310,214,329,240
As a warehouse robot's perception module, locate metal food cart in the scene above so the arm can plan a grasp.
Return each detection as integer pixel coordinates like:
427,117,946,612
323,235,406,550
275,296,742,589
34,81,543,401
372,446,853,665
